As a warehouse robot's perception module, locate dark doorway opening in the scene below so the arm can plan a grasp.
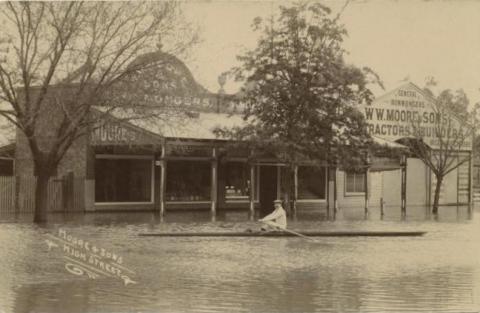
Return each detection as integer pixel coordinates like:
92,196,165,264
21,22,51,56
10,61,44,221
259,166,277,216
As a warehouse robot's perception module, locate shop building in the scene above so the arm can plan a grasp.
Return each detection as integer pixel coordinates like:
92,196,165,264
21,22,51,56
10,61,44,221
84,110,332,215
362,82,473,209
8,53,473,216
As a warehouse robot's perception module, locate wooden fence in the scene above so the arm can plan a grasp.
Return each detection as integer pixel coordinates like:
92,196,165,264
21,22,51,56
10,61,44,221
0,176,85,213
0,176,15,211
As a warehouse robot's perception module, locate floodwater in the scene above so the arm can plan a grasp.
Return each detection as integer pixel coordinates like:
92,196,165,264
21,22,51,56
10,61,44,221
0,206,479,313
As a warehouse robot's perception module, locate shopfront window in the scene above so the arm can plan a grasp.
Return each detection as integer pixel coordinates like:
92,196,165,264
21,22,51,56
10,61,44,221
345,171,365,194
224,162,257,201
95,157,153,203
166,160,211,201
298,166,326,200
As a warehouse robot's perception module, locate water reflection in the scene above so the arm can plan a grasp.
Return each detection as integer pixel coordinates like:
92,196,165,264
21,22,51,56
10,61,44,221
0,206,479,313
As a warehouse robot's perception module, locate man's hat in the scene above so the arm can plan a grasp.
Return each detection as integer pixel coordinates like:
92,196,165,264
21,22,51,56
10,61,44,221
273,199,282,204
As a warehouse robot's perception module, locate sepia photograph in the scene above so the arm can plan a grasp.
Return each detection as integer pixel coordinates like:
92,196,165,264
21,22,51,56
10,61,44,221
0,0,479,312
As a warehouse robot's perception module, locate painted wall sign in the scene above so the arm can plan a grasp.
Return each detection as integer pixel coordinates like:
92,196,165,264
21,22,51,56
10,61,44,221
362,83,472,150
91,124,138,144
166,144,212,157
117,92,245,114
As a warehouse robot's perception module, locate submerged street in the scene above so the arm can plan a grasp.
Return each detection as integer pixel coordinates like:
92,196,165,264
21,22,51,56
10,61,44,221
0,1,479,313
0,206,478,313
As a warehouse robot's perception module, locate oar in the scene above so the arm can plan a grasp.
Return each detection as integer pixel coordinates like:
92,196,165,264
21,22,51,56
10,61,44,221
261,221,317,242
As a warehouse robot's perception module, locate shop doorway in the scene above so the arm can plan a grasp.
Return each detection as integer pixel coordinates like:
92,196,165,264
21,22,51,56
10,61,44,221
259,166,278,216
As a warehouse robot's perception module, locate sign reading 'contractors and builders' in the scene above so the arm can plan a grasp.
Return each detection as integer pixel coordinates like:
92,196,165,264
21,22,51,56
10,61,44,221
363,82,472,150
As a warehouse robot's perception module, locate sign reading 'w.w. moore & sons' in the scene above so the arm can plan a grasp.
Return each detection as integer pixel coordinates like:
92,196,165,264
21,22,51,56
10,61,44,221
362,82,472,151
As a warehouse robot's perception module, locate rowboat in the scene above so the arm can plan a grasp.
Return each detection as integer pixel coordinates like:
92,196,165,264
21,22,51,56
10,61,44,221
138,230,427,237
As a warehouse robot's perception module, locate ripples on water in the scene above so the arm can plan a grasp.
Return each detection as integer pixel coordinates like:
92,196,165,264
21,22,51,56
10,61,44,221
0,206,479,313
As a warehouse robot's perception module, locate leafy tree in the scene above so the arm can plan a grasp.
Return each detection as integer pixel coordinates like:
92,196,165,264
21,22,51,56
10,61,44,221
216,2,380,212
400,88,477,214
0,2,197,223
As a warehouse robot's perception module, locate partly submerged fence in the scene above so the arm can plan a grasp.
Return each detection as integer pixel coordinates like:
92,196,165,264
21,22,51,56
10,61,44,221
0,176,85,213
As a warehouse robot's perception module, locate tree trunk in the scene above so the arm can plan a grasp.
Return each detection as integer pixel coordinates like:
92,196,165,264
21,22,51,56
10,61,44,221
34,173,50,224
432,175,443,215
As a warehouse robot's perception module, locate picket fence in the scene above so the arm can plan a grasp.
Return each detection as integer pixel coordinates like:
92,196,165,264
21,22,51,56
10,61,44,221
0,176,85,213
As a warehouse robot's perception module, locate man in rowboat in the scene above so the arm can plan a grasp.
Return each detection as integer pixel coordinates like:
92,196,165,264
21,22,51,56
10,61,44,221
259,199,287,231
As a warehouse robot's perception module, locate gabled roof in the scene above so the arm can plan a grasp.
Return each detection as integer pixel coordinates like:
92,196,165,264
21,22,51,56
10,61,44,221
91,108,164,145
137,112,245,140
0,143,15,158
0,116,14,148
372,81,436,105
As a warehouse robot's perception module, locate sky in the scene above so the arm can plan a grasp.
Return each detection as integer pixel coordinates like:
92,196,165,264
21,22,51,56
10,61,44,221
181,0,480,103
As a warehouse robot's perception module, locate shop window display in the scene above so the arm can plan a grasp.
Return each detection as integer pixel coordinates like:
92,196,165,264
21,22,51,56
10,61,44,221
166,160,211,201
224,162,254,200
95,158,152,202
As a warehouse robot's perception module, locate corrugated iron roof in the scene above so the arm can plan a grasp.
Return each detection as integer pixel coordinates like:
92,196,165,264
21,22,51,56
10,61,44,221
100,106,246,141
137,112,245,140
371,135,408,149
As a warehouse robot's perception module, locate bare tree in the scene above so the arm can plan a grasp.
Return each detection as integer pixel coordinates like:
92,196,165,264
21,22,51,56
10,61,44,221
0,1,198,223
402,88,476,214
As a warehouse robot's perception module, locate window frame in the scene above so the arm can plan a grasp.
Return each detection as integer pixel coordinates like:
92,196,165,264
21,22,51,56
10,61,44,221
94,154,155,205
224,163,260,203
344,171,366,196
165,159,212,203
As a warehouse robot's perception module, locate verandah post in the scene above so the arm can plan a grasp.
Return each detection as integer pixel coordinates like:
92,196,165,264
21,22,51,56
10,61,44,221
211,147,217,220
365,154,371,217
249,163,255,220
326,166,330,218
293,164,298,217
277,165,281,200
364,167,369,216
159,144,166,216
468,150,473,214
334,167,338,214
401,155,407,216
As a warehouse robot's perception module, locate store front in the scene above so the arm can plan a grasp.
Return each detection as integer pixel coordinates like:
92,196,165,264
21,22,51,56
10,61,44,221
166,160,211,202
94,155,154,204
87,119,330,214
361,82,473,208
218,161,259,207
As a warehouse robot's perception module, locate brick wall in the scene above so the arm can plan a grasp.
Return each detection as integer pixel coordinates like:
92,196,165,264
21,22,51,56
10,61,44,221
14,88,89,178
15,124,88,178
